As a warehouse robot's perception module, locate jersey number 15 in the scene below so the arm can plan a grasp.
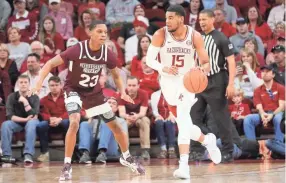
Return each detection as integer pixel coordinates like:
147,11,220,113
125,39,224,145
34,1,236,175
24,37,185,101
172,55,185,67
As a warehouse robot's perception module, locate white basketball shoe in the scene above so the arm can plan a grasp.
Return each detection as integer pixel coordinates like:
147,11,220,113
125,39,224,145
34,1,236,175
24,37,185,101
203,133,222,164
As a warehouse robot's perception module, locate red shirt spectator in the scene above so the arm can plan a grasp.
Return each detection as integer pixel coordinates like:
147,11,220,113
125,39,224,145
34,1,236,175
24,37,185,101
131,56,143,78
218,22,236,38
78,0,106,21
229,103,251,120
230,0,269,18
214,8,236,38
119,89,148,114
253,81,285,112
44,32,65,54
7,9,38,43
139,72,159,99
20,55,52,73
74,9,94,41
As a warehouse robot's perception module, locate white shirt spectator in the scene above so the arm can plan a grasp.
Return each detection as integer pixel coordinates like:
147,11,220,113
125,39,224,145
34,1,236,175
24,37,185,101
267,3,286,30
7,42,31,70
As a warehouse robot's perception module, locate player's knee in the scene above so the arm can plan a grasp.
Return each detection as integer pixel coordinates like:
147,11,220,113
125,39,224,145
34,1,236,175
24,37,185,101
69,121,79,132
189,125,202,141
100,110,116,123
66,102,81,116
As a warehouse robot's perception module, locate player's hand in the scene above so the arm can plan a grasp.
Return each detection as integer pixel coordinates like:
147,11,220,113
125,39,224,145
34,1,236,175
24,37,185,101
200,63,210,75
225,84,235,99
121,92,134,104
162,66,178,75
155,115,164,121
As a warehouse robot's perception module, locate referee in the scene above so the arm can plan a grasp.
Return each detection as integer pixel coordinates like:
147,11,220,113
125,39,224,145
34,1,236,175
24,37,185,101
190,9,236,162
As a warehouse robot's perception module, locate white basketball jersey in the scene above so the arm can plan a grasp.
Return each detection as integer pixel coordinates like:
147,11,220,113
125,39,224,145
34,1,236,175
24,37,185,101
159,25,196,78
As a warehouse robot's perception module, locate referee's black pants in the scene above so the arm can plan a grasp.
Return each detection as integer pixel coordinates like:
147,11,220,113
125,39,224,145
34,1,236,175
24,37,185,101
190,71,234,154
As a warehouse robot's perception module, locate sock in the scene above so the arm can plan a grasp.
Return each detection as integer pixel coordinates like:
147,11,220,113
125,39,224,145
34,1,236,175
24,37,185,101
161,145,167,151
122,150,131,159
179,154,189,165
64,157,71,164
169,146,175,151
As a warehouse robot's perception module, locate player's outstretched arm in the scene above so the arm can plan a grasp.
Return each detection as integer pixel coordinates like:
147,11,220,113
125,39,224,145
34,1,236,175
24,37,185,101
32,55,64,94
193,31,210,74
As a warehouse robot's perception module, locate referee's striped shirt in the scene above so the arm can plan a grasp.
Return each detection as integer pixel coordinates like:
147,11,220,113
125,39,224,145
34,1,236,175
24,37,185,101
202,29,235,76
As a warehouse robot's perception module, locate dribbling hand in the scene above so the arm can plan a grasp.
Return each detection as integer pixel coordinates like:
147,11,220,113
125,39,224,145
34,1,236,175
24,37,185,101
162,66,178,75
121,92,134,104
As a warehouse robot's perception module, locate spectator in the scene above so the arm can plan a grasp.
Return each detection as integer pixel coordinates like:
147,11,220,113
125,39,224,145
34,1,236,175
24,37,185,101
78,0,106,21
1,74,40,163
99,68,118,98
25,0,49,23
105,0,140,24
38,16,65,56
185,0,204,30
48,0,73,40
228,89,251,135
214,0,237,27
131,35,151,78
271,45,285,85
267,22,285,54
243,65,285,141
267,0,285,30
214,8,236,38
117,4,158,49
138,56,160,98
96,97,128,163
0,43,19,87
59,0,74,17
20,41,53,74
0,0,11,42
235,48,261,98
105,67,128,92
231,0,268,18
74,9,94,41
125,16,152,65
243,37,265,66
0,69,12,105
246,6,273,49
7,0,39,43
15,53,53,99
230,18,264,56
7,27,31,70
202,0,216,9
118,76,151,159
151,89,177,159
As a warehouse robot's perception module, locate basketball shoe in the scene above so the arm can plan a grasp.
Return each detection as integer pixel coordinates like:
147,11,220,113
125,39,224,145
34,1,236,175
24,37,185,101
173,163,190,179
203,133,222,164
119,155,145,175
59,163,72,181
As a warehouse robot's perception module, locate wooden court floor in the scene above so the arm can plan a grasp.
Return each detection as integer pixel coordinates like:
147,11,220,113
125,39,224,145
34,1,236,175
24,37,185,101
0,159,285,183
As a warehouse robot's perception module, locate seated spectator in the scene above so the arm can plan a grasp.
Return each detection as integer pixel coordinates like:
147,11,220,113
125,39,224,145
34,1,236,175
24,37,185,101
214,8,236,38
230,18,264,56
105,67,128,92
246,6,273,50
228,89,251,135
235,48,261,98
99,68,118,98
38,16,65,56
184,0,204,31
96,97,128,163
243,65,285,141
231,0,268,18
20,41,53,74
48,0,73,40
6,27,31,70
0,69,12,105
117,4,158,50
36,76,91,163
1,74,40,163
131,35,151,78
138,56,160,99
7,0,38,43
267,22,285,54
105,0,140,25
118,76,151,159
0,0,11,42
0,43,19,87
15,53,53,99
243,37,265,66
267,0,285,30
74,10,94,42
25,0,49,23
59,0,74,17
125,16,152,65
151,89,177,159
214,0,237,27
78,0,106,21
271,45,285,85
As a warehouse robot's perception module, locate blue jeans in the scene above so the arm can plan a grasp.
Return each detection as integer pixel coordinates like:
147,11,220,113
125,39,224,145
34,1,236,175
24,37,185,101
1,119,40,156
98,122,119,157
78,121,93,152
266,139,285,156
37,119,70,153
243,112,284,141
155,120,176,147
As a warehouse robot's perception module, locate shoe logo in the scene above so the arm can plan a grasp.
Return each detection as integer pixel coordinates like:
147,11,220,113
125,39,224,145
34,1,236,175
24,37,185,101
83,55,87,58
178,94,184,101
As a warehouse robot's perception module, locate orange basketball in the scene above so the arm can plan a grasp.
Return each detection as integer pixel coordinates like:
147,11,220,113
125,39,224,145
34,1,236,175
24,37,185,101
183,69,208,93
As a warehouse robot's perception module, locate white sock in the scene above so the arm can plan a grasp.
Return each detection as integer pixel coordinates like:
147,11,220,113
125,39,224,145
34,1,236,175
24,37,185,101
122,150,131,159
64,157,71,164
179,154,189,166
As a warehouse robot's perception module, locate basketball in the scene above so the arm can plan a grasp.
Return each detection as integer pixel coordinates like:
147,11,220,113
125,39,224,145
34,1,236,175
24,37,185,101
183,69,208,93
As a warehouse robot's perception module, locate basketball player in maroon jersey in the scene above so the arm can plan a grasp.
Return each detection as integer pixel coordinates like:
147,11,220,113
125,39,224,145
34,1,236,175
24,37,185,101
32,20,145,181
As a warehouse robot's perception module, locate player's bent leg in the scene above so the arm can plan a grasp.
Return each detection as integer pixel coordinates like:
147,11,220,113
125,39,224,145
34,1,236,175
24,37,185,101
100,112,145,175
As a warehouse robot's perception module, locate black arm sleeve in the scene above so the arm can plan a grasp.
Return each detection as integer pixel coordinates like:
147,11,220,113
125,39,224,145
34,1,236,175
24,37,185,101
220,35,235,57
28,95,40,115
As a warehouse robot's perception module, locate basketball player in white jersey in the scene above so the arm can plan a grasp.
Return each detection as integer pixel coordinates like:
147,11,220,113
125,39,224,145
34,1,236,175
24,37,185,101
146,5,221,179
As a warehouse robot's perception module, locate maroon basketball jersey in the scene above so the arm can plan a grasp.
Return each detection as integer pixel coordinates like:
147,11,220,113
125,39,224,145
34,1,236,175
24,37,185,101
60,39,117,98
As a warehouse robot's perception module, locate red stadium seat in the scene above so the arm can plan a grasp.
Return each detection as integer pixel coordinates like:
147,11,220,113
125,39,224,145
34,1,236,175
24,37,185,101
152,21,166,28
145,9,165,21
